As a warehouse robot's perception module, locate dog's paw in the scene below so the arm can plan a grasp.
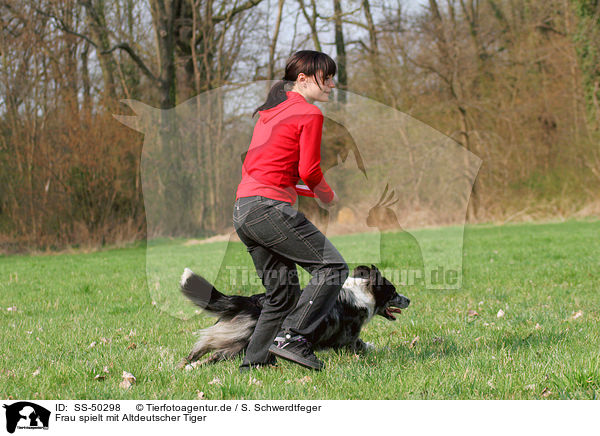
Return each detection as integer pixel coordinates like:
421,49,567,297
352,339,376,353
176,358,190,370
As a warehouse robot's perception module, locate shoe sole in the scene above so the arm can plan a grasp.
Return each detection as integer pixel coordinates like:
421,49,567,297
268,345,323,371
239,364,277,373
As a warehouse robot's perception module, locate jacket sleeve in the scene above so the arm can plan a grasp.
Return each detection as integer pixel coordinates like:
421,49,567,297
297,112,335,203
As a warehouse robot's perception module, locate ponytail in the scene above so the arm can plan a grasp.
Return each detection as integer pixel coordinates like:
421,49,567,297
252,79,293,118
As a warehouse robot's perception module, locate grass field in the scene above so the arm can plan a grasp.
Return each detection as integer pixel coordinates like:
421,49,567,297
1,220,599,400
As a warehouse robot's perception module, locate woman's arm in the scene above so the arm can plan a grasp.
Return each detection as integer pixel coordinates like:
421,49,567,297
297,112,336,203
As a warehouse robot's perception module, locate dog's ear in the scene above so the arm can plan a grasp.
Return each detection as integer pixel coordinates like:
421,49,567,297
353,265,371,279
369,265,381,287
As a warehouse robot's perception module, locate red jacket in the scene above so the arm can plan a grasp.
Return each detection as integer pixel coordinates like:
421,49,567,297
236,91,335,205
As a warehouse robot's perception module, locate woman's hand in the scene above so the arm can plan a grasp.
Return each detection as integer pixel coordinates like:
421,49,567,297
316,191,339,209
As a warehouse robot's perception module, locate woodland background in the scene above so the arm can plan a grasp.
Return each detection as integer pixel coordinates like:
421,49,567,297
1,0,599,252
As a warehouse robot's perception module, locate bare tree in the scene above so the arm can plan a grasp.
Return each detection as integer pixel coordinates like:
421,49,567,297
297,0,321,50
268,0,285,79
332,0,347,103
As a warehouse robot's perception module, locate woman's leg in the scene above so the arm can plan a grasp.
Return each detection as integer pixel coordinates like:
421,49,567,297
236,197,349,350
240,243,301,365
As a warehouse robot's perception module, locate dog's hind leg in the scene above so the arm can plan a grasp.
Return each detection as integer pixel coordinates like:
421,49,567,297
179,315,256,368
183,345,246,368
177,337,214,369
197,353,228,365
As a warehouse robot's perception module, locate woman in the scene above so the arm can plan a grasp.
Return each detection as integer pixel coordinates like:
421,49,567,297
233,50,349,371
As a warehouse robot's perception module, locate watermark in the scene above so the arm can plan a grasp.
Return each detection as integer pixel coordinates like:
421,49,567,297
223,265,457,287
115,81,481,319
3,402,51,433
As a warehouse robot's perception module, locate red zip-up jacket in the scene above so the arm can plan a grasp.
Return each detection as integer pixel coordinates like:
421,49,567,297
236,91,335,205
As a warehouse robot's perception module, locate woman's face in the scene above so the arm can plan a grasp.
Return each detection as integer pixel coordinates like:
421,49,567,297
293,71,335,103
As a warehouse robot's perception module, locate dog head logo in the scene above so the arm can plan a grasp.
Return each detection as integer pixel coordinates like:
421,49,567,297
3,402,50,433
115,81,481,318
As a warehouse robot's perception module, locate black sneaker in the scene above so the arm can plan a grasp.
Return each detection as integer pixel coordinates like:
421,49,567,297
268,334,324,371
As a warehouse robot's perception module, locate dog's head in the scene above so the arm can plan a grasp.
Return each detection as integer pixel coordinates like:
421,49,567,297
353,264,410,321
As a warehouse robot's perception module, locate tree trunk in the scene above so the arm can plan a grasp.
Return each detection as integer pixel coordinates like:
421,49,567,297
333,0,347,103
298,0,321,50
150,0,177,109
83,0,118,104
268,0,286,79
81,42,92,112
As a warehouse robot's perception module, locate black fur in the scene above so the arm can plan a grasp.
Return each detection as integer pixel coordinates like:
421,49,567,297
179,264,410,367
180,271,263,319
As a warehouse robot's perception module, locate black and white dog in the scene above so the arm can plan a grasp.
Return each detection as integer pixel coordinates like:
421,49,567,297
178,264,410,367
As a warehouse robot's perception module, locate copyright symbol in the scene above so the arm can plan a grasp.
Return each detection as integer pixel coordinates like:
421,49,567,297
136,404,143,411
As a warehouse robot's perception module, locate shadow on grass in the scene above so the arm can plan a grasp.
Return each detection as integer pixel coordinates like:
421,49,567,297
326,328,577,366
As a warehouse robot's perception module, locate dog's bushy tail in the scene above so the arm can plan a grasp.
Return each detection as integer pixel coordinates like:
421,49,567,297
180,268,260,319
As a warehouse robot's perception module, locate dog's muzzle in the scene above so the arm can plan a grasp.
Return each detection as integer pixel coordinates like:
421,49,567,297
382,294,410,321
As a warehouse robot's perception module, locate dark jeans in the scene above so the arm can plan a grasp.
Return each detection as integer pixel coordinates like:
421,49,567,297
233,195,349,365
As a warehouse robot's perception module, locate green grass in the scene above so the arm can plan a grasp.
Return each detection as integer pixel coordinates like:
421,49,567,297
1,220,599,399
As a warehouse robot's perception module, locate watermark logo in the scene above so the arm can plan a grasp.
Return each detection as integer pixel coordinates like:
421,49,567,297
115,81,481,318
3,402,50,433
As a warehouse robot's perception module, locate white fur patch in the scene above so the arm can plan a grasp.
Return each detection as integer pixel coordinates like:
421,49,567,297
192,315,256,352
180,268,194,287
204,314,257,343
339,277,375,319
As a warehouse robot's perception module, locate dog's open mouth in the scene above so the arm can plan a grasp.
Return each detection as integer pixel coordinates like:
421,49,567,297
383,307,403,321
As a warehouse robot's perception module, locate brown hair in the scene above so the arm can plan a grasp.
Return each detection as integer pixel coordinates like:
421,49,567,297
253,50,337,117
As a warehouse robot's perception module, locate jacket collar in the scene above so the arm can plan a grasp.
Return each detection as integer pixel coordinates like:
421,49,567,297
259,91,306,122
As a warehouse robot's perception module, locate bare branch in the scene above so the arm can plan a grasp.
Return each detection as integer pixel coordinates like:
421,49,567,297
316,5,362,21
102,43,157,83
35,7,98,48
211,0,264,23
345,39,370,52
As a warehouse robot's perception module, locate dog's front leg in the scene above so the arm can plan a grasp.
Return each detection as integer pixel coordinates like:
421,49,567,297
352,338,375,354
